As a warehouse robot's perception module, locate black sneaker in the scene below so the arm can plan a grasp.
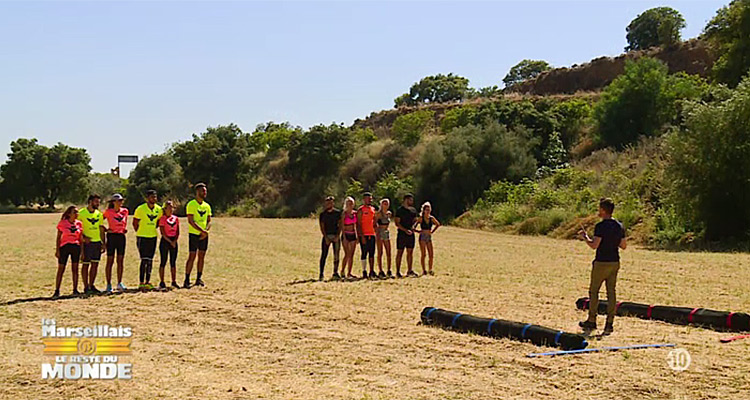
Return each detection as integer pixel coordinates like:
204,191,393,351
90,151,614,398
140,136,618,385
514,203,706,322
378,271,386,279
72,289,81,296
183,279,191,289
387,271,395,279
361,270,368,279
369,270,377,279
396,272,403,279
407,270,419,278
159,282,167,290
195,279,205,287
603,323,614,335
318,274,324,282
579,320,597,331
171,282,181,289
331,272,341,281
52,290,60,299
84,287,93,295
90,286,101,294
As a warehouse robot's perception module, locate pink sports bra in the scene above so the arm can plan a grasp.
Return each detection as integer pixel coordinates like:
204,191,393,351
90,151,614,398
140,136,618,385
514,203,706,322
344,212,357,225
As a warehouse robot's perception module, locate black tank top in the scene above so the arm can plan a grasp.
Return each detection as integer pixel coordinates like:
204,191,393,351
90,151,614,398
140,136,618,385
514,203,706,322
420,216,433,230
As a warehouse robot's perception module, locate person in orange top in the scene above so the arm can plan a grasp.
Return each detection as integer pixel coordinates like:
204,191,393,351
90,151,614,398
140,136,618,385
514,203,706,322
357,192,378,279
54,206,84,298
103,193,129,292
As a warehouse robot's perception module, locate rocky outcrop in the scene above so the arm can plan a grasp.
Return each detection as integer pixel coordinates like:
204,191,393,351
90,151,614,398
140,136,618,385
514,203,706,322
508,39,715,95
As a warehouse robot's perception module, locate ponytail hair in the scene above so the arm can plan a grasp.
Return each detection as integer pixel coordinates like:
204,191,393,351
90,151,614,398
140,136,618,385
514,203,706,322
420,201,431,219
61,205,77,221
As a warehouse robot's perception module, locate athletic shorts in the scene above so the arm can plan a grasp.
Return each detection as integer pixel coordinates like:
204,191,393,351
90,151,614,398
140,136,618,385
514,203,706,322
136,237,157,260
378,228,390,241
189,233,209,252
396,233,415,250
419,232,432,243
82,242,102,263
58,243,81,266
360,235,376,259
106,233,126,256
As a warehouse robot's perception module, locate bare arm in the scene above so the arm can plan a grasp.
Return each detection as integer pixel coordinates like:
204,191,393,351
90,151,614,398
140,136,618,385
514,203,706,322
187,215,207,235
133,218,140,234
619,237,627,250
431,216,441,234
319,219,326,236
356,209,363,240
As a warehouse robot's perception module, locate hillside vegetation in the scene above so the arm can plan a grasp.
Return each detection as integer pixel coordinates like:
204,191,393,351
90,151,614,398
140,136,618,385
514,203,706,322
3,1,750,249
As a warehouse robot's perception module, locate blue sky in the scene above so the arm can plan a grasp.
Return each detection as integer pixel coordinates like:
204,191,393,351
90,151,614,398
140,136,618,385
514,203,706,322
0,0,727,173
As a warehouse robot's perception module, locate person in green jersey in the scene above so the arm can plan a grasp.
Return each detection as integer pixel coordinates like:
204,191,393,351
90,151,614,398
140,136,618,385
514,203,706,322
184,183,212,288
133,189,163,290
78,194,106,294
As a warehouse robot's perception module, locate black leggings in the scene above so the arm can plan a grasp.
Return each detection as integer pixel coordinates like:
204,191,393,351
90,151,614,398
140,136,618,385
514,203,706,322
159,237,178,269
360,235,376,260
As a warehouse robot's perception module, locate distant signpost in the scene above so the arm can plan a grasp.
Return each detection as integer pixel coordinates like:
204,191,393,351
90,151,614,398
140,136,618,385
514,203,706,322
112,155,139,177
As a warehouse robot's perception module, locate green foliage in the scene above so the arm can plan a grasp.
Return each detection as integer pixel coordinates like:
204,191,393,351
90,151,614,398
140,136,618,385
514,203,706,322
0,139,91,208
414,122,537,218
440,106,477,133
351,127,377,144
594,58,706,148
625,7,686,51
87,173,126,200
551,98,592,148
503,59,551,87
125,154,185,210
287,123,352,182
704,0,750,87
251,122,301,153
345,178,364,199
226,198,261,218
392,110,434,147
666,76,750,240
372,173,413,204
171,124,254,211
538,131,569,175
394,73,470,107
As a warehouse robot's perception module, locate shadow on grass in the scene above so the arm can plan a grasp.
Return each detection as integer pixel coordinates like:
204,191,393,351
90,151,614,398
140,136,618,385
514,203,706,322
287,275,425,285
0,287,187,306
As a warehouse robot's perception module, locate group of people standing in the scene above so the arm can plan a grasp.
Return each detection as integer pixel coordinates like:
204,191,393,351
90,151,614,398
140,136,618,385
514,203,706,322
52,183,213,298
318,193,440,281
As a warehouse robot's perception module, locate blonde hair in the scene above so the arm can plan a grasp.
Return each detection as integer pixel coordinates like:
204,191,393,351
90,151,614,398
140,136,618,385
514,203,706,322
380,198,390,208
343,196,355,211
421,201,432,218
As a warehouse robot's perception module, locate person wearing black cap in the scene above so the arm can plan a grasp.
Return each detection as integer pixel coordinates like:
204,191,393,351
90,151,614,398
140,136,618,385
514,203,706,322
395,193,419,278
357,192,378,279
319,196,342,281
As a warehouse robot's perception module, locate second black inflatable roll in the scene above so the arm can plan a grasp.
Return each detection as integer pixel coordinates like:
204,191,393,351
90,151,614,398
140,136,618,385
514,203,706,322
576,297,750,332
421,307,588,350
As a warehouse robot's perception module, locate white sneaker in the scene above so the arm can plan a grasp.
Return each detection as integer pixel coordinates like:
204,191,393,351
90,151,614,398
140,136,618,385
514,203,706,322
105,284,113,293
117,283,127,291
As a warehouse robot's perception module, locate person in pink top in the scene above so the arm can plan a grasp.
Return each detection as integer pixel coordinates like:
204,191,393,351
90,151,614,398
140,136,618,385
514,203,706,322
158,201,180,290
340,196,358,280
54,206,84,298
103,193,129,292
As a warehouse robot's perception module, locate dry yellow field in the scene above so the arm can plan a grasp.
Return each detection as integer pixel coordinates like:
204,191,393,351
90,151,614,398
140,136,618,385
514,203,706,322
1,213,749,400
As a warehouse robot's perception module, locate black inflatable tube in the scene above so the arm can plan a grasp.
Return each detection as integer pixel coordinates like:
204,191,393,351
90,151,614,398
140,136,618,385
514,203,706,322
576,297,750,332
420,307,588,350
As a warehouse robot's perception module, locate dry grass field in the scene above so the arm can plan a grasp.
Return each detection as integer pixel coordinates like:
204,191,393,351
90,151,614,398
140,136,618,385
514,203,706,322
1,213,750,399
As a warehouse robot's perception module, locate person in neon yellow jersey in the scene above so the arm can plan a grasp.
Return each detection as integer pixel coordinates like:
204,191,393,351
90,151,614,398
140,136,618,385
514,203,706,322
78,194,106,294
133,189,163,290
184,183,212,288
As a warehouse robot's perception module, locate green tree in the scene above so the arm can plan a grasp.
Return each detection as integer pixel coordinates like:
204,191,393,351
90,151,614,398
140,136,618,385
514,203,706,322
250,121,301,153
704,0,750,87
0,139,91,208
625,7,686,51
503,60,551,87
594,58,706,148
171,124,254,211
440,106,477,133
373,173,413,204
125,154,185,210
87,173,126,199
666,76,750,240
392,110,434,147
393,73,470,107
415,122,537,217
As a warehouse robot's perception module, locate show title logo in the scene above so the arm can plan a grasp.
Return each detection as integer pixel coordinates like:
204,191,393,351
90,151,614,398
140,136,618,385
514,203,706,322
41,319,133,380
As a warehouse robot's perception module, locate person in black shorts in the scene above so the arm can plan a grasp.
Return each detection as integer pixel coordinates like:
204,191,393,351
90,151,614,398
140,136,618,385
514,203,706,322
319,196,342,281
395,194,419,278
357,192,378,279
185,183,212,288
54,206,84,297
578,198,627,335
